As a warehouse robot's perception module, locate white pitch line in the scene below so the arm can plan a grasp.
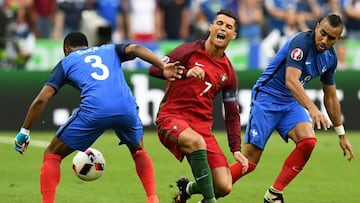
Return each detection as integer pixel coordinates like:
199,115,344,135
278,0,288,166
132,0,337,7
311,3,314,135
0,136,49,148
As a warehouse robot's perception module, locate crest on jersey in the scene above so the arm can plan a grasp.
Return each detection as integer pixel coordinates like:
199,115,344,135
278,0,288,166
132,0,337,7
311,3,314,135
290,48,303,61
217,73,228,88
220,73,228,83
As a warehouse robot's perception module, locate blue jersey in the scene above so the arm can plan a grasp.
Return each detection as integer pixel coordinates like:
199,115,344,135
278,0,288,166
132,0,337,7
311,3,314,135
46,43,137,118
253,31,338,101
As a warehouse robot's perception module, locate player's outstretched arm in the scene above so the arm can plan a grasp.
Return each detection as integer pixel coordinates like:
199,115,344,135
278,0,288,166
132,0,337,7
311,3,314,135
14,85,56,155
125,44,183,80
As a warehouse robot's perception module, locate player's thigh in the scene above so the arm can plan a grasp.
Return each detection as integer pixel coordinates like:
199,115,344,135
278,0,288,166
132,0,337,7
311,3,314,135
156,116,193,160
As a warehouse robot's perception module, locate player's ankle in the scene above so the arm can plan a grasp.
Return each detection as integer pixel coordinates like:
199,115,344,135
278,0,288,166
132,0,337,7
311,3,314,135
270,186,283,194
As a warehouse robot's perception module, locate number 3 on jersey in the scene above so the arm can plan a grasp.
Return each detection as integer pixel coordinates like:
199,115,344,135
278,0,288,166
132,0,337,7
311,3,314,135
84,55,109,80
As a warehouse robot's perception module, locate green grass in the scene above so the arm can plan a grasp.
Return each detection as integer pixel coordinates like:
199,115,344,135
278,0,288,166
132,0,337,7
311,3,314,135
1,131,359,203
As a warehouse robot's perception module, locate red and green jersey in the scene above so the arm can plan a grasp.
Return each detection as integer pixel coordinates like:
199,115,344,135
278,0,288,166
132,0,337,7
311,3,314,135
149,40,241,152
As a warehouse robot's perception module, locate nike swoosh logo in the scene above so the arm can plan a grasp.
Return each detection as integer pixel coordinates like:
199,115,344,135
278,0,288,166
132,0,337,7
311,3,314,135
195,174,209,181
322,67,327,73
195,61,204,67
305,61,311,65
292,166,301,172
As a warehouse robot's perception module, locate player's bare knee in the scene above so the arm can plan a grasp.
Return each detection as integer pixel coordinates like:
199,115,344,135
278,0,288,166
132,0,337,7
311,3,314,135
215,182,232,198
180,135,206,152
191,136,206,149
128,143,144,154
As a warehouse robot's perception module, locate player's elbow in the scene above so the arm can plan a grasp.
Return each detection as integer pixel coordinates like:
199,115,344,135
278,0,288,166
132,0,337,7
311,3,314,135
33,96,50,107
125,44,142,55
34,91,53,106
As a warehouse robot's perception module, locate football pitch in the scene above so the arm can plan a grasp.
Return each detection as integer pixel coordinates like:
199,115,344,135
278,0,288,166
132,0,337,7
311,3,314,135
0,131,359,203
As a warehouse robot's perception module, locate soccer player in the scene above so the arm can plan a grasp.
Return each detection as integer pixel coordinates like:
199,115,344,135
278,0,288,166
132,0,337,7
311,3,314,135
14,32,182,203
231,14,355,202
149,9,248,203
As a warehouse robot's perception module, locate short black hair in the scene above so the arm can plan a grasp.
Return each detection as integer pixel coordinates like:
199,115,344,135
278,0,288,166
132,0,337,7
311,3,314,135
215,9,239,31
321,14,343,30
64,32,89,48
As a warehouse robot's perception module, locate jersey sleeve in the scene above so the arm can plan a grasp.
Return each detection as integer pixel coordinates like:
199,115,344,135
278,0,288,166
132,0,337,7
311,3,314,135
285,33,311,71
115,43,136,62
45,61,67,92
223,73,241,152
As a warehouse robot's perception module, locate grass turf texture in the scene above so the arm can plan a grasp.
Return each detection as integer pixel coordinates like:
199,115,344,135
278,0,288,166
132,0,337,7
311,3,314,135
1,131,359,203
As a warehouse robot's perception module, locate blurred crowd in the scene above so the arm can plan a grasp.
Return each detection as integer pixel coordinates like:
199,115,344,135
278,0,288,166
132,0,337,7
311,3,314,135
0,0,359,69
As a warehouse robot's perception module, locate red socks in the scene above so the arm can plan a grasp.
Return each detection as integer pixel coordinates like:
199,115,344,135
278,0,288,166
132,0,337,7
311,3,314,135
132,149,158,203
230,137,316,192
230,161,257,184
39,150,158,203
273,137,317,191
40,153,62,203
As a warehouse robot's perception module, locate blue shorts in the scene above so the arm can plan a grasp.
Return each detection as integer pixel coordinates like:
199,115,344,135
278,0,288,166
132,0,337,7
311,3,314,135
245,92,311,150
56,108,143,151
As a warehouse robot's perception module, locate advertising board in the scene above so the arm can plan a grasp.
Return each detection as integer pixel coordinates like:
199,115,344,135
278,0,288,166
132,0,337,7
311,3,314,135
1,70,360,131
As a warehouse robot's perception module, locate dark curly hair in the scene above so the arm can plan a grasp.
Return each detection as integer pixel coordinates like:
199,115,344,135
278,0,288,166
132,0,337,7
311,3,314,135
63,32,89,48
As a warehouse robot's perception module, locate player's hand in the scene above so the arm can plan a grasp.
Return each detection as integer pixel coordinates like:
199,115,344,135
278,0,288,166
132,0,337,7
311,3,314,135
233,151,249,174
187,66,205,80
14,128,30,155
338,135,355,162
162,61,184,81
309,108,330,130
